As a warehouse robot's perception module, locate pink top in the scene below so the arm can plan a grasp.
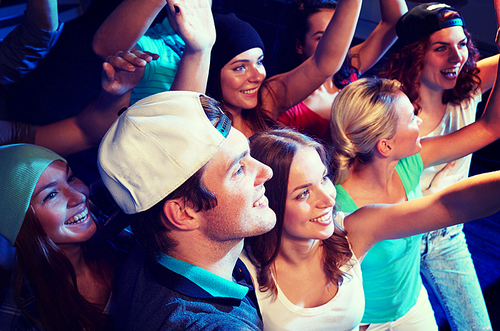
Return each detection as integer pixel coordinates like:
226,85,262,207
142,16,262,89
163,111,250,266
278,102,330,139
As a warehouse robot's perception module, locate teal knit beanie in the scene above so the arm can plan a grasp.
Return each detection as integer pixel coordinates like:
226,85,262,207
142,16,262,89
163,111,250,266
0,144,65,246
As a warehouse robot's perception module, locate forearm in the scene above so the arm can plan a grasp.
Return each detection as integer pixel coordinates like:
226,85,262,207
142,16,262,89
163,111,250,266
167,0,214,93
170,49,211,92
26,0,59,31
0,15,63,84
477,54,500,139
35,90,129,156
350,0,406,73
440,170,500,225
421,55,500,168
0,121,37,145
92,0,166,59
312,0,362,76
379,0,406,26
74,90,129,146
270,0,363,111
359,170,500,246
496,0,500,50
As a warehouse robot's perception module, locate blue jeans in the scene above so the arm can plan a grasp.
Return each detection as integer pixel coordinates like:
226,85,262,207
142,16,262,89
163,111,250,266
420,224,492,331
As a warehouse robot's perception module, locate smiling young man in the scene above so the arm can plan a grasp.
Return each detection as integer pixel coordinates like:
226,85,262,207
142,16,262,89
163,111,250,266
97,91,276,330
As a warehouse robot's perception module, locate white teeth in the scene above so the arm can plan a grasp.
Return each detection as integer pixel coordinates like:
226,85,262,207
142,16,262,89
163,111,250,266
242,87,259,94
310,213,330,223
441,68,459,77
253,196,266,207
65,209,88,225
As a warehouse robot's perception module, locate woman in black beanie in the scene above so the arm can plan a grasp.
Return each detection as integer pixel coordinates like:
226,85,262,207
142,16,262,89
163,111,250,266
206,0,362,138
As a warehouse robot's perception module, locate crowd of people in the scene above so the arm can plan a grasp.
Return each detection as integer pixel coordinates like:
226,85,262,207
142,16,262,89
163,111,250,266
1,0,500,330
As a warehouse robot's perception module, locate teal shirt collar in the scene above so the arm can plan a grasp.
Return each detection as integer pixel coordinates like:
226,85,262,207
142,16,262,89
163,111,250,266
160,17,176,36
157,253,249,300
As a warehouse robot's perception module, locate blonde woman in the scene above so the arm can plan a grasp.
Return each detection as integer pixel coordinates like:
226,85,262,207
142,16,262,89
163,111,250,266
330,71,500,329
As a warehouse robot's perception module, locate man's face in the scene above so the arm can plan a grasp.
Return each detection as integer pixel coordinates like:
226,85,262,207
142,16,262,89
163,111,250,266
199,129,276,242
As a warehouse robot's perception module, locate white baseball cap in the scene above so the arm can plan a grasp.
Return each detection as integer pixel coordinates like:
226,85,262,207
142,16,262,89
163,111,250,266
97,91,231,214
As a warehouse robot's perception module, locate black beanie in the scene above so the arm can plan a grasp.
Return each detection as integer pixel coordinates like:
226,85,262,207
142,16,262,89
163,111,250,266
207,13,265,102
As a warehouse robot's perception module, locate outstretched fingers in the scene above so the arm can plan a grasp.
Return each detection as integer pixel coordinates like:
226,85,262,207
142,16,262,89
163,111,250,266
166,0,215,53
102,49,159,95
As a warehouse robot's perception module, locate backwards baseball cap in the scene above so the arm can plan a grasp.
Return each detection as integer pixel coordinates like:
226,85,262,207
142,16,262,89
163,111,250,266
0,144,65,246
97,91,231,215
396,3,464,47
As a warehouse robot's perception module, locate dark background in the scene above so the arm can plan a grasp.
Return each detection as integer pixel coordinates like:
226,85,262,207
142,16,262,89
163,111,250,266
1,0,499,329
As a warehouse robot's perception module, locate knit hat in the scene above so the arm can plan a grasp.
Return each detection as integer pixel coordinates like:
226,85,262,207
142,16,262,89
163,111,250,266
0,144,65,246
97,91,231,215
206,13,265,101
396,3,464,47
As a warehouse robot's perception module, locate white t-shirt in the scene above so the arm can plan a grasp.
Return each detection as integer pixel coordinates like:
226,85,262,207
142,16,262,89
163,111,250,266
420,90,482,196
241,213,364,331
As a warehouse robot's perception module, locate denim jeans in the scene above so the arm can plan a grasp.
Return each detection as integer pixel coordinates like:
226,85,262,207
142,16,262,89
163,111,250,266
420,224,492,331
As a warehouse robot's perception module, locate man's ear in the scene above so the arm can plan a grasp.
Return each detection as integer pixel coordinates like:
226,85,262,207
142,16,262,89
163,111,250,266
161,199,200,230
376,139,393,157
296,39,304,55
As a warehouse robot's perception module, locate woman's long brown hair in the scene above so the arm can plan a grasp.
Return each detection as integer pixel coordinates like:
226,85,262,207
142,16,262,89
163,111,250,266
13,208,117,330
245,129,352,298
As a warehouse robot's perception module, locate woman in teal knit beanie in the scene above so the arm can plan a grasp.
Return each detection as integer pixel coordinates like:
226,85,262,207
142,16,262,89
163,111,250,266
0,144,120,331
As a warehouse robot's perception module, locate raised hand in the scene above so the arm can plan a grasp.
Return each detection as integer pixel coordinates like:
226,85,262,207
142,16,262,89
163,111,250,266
165,0,215,54
101,50,159,96
167,0,214,92
424,161,466,195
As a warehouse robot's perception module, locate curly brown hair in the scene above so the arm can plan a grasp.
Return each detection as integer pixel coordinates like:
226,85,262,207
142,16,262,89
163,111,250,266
379,27,481,113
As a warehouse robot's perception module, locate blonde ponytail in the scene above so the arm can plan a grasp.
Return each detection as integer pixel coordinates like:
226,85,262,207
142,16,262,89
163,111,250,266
330,78,402,183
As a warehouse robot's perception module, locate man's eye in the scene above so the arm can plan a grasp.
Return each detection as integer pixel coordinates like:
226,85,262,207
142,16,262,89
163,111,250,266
235,165,245,176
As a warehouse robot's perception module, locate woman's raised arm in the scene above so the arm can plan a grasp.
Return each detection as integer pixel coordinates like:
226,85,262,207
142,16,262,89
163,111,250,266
346,169,500,259
350,0,407,74
262,0,362,117
420,52,500,168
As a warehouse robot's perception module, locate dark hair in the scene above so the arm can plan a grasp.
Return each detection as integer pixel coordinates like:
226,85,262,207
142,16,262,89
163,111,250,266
380,24,480,113
245,128,352,298
274,0,338,75
131,167,216,257
130,95,223,257
13,209,115,331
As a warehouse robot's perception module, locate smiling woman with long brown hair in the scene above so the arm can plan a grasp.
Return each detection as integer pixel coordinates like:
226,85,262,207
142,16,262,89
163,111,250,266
241,127,500,331
0,144,122,331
